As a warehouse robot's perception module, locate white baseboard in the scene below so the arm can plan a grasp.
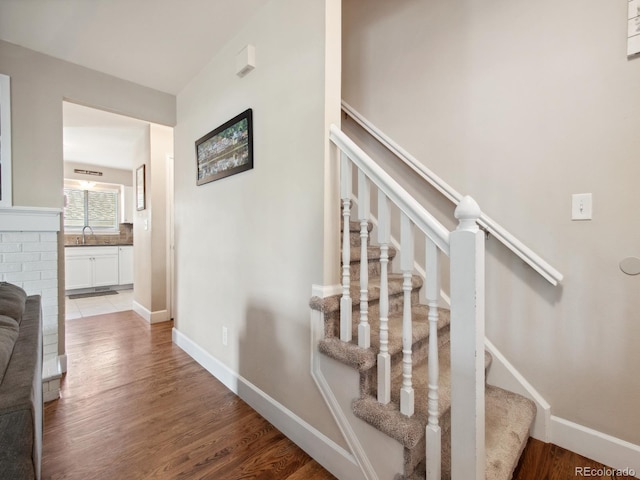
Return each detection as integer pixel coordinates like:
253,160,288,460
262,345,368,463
132,301,169,324
485,339,640,476
485,338,551,442
551,416,640,475
58,354,67,374
172,328,361,480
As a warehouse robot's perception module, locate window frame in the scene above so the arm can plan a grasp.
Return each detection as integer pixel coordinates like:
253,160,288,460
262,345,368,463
63,182,121,233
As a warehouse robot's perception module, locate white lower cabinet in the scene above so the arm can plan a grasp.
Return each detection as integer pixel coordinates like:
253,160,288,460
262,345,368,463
118,246,134,285
65,246,124,291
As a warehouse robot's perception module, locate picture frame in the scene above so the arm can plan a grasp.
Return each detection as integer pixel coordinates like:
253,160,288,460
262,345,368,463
195,108,253,186
136,164,146,211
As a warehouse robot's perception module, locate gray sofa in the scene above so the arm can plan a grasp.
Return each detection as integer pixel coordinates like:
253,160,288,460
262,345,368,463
0,282,43,480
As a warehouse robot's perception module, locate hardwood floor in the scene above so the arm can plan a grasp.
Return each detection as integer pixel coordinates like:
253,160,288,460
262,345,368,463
42,311,336,480
513,438,638,480
43,310,636,480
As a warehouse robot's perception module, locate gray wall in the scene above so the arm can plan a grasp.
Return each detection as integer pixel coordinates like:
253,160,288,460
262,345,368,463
174,0,344,448
343,0,640,445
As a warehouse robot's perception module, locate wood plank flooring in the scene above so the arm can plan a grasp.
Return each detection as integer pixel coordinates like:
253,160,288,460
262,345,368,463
513,437,638,480
42,311,336,480
43,310,637,480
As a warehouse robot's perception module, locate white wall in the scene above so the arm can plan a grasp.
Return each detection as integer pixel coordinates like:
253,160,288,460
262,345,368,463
343,0,640,446
63,161,132,186
174,0,344,449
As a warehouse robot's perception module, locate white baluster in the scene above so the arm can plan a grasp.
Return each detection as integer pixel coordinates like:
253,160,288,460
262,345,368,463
400,213,414,416
425,239,441,480
450,196,485,480
357,170,370,348
340,152,352,342
377,193,390,404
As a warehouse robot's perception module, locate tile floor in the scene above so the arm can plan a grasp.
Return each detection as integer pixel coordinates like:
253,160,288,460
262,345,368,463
65,289,133,320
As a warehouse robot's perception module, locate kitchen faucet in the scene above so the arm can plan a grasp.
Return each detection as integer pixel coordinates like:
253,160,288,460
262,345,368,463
82,225,94,245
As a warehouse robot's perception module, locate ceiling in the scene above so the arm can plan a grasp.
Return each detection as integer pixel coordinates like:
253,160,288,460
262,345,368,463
63,102,150,171
0,0,270,95
0,0,270,172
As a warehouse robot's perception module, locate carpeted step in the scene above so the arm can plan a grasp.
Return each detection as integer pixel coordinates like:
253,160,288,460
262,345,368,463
349,245,397,281
352,345,491,449
310,274,424,339
405,386,536,480
342,220,373,247
352,343,535,480
318,305,449,370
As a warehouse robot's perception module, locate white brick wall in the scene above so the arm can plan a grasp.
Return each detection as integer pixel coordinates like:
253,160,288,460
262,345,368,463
0,231,59,362
0,208,62,403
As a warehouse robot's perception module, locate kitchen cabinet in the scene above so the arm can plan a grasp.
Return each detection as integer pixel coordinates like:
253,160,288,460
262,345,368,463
65,247,119,290
118,246,134,285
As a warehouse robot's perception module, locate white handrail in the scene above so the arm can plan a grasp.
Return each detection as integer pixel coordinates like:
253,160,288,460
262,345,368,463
341,101,563,286
330,124,451,255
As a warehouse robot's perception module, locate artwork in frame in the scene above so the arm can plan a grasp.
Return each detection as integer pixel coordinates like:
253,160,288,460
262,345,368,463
195,108,253,186
136,164,146,211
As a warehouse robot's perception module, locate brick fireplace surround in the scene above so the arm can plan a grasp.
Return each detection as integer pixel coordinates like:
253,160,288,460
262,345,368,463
0,207,64,402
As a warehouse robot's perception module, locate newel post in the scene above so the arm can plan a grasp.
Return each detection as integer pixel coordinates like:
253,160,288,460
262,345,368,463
449,196,485,480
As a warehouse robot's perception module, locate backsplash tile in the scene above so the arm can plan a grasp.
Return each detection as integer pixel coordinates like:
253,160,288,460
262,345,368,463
64,223,133,246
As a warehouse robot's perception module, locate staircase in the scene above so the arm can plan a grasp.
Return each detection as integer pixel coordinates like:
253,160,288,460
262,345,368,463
313,221,535,479
310,125,537,479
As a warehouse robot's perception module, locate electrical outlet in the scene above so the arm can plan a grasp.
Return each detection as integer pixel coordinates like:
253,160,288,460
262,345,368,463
222,326,228,346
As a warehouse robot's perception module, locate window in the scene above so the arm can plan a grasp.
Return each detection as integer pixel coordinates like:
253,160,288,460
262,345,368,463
64,185,119,232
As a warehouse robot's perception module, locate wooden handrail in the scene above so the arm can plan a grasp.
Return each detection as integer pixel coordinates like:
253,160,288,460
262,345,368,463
341,101,563,286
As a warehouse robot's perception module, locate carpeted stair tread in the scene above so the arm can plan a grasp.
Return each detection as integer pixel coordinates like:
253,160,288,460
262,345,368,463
343,220,373,233
401,385,535,480
318,305,450,371
349,246,398,281
348,245,398,264
484,385,536,480
352,345,492,449
309,274,423,315
348,274,423,308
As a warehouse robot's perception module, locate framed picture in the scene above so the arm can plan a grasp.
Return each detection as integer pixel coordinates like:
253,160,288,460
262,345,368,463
136,164,146,211
195,108,253,186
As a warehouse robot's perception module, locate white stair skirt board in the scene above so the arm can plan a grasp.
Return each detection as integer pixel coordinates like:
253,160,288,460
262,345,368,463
484,338,551,442
172,328,362,480
132,301,169,324
310,290,400,480
550,416,640,475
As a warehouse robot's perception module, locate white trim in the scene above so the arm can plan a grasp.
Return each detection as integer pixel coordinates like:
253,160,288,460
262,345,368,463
310,302,376,480
58,354,68,374
0,207,62,232
0,74,12,208
550,415,640,474
484,338,551,442
312,283,342,298
330,124,451,255
132,301,169,324
341,101,563,286
172,327,362,480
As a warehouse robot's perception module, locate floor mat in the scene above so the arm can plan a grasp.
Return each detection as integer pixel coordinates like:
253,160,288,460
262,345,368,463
68,291,119,299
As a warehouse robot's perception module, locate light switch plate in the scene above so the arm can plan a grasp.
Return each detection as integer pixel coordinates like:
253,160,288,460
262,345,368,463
572,193,592,220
